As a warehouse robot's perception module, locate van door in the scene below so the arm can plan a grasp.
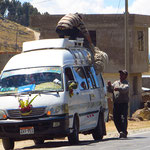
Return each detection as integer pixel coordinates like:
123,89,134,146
84,66,102,128
71,66,93,131
64,67,86,130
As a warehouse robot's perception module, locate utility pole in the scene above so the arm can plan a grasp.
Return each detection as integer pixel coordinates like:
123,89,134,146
125,0,131,117
15,24,18,51
125,0,129,72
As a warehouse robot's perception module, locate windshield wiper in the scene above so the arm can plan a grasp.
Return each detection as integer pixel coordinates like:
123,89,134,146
33,90,61,94
0,93,17,96
0,90,62,96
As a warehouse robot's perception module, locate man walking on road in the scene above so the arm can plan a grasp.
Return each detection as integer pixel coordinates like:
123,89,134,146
107,70,129,138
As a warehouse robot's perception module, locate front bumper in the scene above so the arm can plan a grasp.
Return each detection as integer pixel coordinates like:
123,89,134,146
0,114,69,140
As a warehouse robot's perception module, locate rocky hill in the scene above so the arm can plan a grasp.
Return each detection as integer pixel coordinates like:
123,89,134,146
0,17,35,53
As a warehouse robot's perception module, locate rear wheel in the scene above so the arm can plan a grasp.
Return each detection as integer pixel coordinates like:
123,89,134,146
92,113,105,140
2,138,14,150
68,116,79,145
33,138,44,145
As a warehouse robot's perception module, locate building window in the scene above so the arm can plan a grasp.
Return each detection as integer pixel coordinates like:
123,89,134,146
137,31,144,51
133,76,138,95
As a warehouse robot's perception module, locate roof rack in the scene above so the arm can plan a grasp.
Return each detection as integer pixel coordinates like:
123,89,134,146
73,38,84,47
22,38,85,52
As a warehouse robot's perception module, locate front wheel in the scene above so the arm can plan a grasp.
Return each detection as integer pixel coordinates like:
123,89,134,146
92,113,105,140
2,138,14,150
68,116,79,145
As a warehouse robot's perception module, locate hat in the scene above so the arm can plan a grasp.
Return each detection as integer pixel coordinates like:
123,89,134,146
119,70,128,76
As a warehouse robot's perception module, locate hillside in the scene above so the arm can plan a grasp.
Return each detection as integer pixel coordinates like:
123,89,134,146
0,18,36,52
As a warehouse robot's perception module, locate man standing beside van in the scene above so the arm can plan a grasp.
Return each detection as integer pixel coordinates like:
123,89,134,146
107,70,129,138
56,13,94,53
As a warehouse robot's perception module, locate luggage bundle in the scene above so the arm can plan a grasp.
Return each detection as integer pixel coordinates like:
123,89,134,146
87,46,108,75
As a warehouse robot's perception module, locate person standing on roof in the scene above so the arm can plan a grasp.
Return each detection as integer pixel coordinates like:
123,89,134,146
56,13,94,53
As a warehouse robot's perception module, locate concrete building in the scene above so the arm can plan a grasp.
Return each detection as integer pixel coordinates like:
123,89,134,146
31,14,150,115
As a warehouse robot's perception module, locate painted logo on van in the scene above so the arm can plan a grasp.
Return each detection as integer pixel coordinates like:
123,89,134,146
18,95,38,116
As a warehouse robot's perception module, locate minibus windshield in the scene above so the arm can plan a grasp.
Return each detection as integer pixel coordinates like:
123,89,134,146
0,66,63,95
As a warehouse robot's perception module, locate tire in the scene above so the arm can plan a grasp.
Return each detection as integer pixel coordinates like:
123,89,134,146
2,138,14,150
68,116,79,145
33,139,44,145
92,113,105,141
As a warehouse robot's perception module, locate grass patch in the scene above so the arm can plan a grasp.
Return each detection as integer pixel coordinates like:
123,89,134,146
0,18,35,52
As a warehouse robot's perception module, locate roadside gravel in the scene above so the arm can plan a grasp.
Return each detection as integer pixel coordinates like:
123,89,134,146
105,120,150,138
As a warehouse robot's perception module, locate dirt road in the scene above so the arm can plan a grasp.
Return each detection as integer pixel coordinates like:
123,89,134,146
26,27,40,40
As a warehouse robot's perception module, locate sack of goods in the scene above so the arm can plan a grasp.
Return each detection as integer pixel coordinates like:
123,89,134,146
92,47,108,75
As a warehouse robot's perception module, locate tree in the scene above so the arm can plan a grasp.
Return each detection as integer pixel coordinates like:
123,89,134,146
0,0,8,17
22,2,40,26
7,0,21,21
0,0,41,26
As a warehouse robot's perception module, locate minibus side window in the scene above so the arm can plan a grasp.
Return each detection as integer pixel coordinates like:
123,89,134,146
73,67,88,90
84,66,94,89
64,67,75,91
90,67,100,88
84,66,100,89
100,74,104,87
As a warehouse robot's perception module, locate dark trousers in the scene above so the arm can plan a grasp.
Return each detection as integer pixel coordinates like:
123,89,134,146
56,27,82,40
113,103,128,135
56,27,89,48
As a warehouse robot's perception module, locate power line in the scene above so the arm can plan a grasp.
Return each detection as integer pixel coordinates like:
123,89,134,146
32,0,53,4
116,0,122,14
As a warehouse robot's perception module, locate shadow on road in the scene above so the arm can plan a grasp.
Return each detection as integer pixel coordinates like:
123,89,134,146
15,139,105,150
18,141,70,149
103,137,119,141
14,136,148,150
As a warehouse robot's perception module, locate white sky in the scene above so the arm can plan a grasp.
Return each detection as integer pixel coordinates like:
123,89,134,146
19,0,150,15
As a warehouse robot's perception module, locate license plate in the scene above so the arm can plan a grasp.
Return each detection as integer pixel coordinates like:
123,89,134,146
20,126,34,135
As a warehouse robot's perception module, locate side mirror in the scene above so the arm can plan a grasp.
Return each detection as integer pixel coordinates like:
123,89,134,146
68,81,78,98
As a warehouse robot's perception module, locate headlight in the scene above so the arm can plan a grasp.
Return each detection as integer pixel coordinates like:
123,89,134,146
46,104,68,116
0,110,7,120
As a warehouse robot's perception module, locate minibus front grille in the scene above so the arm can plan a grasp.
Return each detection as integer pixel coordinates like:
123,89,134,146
7,107,46,118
